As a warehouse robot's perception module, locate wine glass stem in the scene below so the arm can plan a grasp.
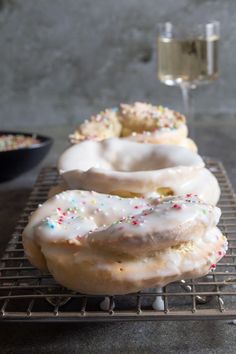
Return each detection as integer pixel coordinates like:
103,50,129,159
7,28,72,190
180,83,194,139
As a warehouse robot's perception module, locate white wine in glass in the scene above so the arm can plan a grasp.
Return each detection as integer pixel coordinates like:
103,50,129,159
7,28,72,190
157,21,220,135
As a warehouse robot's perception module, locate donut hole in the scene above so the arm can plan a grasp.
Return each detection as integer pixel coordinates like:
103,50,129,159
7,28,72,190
110,147,184,172
121,125,158,137
110,187,174,198
156,187,174,197
110,190,143,198
118,103,180,137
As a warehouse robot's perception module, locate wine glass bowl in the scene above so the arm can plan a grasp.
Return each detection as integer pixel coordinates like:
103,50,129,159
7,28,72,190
158,22,220,88
157,21,220,134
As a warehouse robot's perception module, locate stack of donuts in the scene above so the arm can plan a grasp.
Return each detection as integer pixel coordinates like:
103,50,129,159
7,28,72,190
23,102,227,296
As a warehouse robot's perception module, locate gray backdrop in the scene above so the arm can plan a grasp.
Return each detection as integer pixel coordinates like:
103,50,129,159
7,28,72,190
0,0,235,129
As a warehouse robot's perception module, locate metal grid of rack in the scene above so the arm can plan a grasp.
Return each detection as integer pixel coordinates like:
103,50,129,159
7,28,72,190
0,161,236,322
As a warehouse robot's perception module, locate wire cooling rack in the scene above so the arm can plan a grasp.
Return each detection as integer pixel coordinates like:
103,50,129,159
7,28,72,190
0,161,236,322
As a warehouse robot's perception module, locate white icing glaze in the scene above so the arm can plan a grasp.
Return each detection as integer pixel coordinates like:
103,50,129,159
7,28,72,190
23,191,227,295
58,139,220,205
59,138,202,173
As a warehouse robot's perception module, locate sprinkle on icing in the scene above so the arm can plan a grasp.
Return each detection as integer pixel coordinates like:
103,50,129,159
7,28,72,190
172,203,182,210
0,134,40,152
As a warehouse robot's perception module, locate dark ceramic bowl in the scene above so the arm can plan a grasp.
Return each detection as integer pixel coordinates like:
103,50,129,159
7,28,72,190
0,131,53,182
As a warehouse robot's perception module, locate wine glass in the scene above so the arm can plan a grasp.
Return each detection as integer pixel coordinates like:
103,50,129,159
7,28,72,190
157,21,220,136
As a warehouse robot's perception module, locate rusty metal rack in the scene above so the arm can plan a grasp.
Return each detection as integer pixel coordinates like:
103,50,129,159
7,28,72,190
1,161,236,322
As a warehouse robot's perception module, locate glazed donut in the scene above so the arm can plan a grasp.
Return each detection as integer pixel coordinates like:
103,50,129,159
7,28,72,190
23,191,227,295
57,138,220,204
70,102,197,152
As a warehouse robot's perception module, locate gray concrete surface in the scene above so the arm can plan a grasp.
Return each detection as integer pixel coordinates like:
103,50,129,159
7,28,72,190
0,320,236,354
0,0,236,129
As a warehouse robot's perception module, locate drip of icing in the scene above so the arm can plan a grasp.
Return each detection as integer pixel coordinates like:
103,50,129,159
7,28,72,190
100,297,115,311
152,287,165,311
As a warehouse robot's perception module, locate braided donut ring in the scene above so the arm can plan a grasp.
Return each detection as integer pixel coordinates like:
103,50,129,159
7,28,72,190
58,138,220,204
23,191,227,295
70,102,197,152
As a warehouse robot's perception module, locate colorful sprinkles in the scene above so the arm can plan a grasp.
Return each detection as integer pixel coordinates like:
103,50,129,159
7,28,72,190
42,193,217,232
70,102,186,143
39,192,227,277
172,203,182,210
0,134,40,152
42,192,150,233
